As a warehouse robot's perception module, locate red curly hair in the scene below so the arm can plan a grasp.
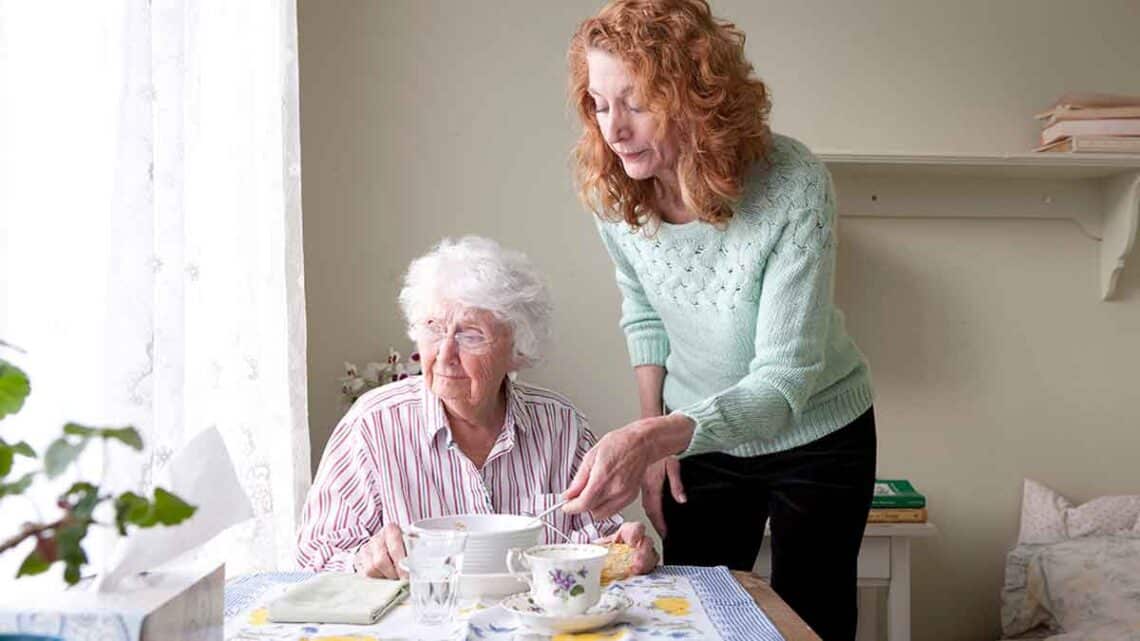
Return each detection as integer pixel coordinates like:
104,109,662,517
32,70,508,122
568,0,772,228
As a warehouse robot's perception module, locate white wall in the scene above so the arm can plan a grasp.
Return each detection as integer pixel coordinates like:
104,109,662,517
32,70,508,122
298,2,1140,640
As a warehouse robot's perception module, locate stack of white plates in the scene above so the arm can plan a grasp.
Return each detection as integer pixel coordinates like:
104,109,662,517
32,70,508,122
410,513,541,597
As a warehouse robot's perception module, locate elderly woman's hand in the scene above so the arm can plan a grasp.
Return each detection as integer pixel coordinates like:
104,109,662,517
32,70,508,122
596,522,658,575
353,523,407,579
563,413,696,519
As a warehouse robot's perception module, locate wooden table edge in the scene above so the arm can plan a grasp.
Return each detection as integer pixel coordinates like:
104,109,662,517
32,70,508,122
732,570,822,641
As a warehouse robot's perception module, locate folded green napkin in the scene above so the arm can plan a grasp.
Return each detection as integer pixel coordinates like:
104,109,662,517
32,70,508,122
267,573,408,624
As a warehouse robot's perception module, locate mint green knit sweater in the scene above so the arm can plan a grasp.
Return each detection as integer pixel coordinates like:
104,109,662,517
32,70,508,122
596,134,873,458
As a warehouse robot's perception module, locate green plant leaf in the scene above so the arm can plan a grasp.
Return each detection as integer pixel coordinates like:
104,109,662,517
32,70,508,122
0,472,35,499
11,441,35,458
114,488,196,531
0,360,30,420
152,487,196,525
0,439,35,480
0,445,11,478
63,560,81,585
16,549,51,578
114,491,151,535
570,585,585,596
61,482,101,519
101,427,143,451
53,527,87,585
44,437,88,479
62,423,97,437
63,424,143,451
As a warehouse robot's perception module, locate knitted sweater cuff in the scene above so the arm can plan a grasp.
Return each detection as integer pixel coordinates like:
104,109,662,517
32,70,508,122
626,335,670,368
674,382,791,457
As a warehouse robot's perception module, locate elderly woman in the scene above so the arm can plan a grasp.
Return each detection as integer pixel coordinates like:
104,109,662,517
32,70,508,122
297,236,658,579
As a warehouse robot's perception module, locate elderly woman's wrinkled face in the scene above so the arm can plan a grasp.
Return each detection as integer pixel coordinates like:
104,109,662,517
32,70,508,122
417,305,515,409
586,48,677,183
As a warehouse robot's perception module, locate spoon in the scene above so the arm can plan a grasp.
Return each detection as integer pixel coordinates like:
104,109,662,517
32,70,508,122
527,499,572,542
530,498,567,522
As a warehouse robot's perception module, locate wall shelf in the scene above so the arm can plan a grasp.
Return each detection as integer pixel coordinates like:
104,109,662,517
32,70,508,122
818,151,1140,300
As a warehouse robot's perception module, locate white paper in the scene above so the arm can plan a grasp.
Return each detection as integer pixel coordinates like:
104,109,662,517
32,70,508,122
94,427,252,592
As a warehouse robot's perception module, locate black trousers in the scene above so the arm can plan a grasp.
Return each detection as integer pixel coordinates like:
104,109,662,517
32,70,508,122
662,408,877,641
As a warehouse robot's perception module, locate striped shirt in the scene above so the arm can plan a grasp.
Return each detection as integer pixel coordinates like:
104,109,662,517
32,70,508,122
296,376,622,571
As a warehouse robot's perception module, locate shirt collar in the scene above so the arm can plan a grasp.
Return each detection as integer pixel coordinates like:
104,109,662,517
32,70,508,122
420,375,530,450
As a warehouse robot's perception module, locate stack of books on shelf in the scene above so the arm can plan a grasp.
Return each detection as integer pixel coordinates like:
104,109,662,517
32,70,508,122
870,479,927,523
1034,92,1140,153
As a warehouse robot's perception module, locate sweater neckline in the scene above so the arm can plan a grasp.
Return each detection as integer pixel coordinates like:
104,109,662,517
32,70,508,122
654,217,721,241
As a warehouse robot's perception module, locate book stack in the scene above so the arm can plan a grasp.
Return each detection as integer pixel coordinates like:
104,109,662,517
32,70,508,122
1034,92,1140,153
869,479,927,523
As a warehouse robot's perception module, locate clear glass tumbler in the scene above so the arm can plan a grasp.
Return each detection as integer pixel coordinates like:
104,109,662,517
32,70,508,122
400,529,468,626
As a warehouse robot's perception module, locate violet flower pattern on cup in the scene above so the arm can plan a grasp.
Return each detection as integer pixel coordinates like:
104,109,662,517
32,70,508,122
549,567,589,600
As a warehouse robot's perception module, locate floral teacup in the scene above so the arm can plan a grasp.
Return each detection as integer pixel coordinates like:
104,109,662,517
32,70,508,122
506,543,607,616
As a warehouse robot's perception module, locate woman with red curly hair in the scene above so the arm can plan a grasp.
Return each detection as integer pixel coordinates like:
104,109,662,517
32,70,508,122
561,1,876,638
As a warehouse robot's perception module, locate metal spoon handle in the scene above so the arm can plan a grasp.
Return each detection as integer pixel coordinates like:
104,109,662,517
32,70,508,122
531,498,567,521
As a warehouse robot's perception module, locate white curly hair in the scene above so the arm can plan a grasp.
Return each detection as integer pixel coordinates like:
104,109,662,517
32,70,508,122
398,236,552,369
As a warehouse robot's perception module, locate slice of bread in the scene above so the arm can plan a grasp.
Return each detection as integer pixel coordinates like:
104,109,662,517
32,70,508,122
600,542,635,584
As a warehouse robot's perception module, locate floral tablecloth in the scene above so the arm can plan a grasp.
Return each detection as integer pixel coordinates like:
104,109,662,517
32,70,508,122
224,566,784,641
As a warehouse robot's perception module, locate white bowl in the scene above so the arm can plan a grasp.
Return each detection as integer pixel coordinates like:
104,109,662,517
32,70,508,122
410,513,542,574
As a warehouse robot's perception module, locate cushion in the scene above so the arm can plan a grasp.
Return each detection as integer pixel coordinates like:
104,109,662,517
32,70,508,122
1002,537,1140,639
1001,542,1057,637
1017,479,1140,544
1037,537,1140,635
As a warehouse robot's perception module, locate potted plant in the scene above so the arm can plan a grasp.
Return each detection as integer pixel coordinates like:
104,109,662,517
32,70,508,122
0,340,196,587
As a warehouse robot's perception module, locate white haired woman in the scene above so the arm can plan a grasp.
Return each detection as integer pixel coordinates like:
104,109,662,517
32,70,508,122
297,236,658,579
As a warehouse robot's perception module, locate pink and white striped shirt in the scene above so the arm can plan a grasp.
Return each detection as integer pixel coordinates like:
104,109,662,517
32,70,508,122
296,376,622,571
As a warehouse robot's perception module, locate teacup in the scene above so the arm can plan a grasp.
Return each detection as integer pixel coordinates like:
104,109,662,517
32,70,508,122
506,543,607,616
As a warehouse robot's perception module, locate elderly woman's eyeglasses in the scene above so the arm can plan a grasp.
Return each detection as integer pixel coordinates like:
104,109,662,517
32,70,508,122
416,320,495,352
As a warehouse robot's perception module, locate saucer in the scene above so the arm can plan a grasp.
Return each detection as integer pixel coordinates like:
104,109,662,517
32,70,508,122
499,592,632,634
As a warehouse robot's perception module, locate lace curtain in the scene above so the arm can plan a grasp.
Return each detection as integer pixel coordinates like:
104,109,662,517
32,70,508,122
0,0,309,578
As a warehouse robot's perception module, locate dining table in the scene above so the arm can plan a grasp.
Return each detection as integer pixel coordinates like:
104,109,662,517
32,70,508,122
221,567,824,641
732,570,822,641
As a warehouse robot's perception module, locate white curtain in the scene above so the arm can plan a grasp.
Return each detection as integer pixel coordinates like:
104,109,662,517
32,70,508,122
0,0,309,577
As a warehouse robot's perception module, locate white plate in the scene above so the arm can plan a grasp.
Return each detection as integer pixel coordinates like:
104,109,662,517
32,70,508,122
458,571,528,599
499,592,632,634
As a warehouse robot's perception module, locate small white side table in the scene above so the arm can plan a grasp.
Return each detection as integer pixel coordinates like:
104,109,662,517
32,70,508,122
753,522,938,641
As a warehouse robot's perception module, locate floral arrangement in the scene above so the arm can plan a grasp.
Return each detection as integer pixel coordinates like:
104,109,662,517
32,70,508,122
339,348,422,404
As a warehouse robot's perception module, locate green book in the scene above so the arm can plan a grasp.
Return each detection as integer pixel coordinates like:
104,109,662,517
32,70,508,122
872,479,926,508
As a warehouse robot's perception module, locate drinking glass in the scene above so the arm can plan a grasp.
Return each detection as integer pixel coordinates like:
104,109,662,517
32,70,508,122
400,529,467,626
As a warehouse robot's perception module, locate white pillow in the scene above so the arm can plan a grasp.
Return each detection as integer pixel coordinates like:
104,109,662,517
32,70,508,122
1018,479,1070,544
1017,479,1140,544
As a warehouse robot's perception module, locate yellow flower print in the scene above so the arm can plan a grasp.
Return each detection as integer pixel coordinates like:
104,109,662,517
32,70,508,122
552,629,629,641
652,596,692,616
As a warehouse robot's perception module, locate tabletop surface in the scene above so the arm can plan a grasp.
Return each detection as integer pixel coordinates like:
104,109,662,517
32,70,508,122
732,570,822,641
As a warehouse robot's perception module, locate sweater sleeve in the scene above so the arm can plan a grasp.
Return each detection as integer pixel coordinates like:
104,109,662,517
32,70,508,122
595,219,670,367
676,166,838,456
